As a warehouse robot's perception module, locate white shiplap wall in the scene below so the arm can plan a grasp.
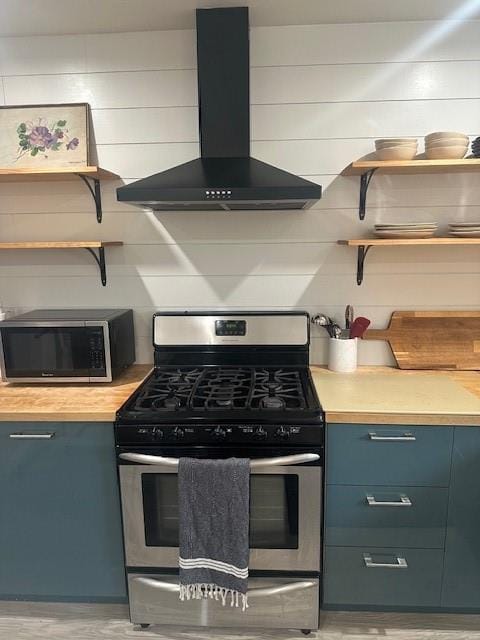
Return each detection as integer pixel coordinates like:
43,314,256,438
1,20,480,364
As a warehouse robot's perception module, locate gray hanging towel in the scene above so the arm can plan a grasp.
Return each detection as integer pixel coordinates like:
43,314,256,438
178,457,250,611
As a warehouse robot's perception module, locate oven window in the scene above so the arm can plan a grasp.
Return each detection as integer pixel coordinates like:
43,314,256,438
142,473,299,549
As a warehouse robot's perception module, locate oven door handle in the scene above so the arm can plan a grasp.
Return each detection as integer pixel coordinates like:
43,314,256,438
118,452,320,467
133,576,316,597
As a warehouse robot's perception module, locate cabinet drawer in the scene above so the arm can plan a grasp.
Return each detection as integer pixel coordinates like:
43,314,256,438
327,425,453,486
323,546,443,608
325,485,448,548
128,574,319,630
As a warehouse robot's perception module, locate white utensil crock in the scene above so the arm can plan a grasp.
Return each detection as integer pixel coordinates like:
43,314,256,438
328,337,358,373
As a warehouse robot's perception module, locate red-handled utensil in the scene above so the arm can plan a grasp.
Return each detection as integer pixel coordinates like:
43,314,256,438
349,317,371,339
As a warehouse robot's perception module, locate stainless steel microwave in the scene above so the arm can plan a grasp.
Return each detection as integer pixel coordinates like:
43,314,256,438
0,309,135,383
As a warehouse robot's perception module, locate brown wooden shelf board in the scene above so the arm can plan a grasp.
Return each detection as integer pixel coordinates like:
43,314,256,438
0,241,123,286
342,158,480,220
338,238,480,247
0,166,119,182
342,158,480,177
0,167,120,223
0,241,122,250
338,237,480,285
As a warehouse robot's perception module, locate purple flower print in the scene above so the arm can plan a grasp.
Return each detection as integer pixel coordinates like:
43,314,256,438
28,126,54,148
66,137,79,150
15,117,80,162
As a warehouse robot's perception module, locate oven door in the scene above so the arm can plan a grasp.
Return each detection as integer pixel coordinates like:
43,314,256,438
118,447,322,572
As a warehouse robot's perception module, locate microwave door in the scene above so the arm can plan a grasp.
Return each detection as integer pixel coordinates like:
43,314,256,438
1,326,91,379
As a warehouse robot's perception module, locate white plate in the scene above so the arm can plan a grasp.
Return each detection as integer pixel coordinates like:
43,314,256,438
449,231,480,237
374,231,436,238
375,225,437,230
448,222,480,228
374,222,437,228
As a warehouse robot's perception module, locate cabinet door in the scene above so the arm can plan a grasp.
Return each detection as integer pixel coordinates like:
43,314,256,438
441,427,480,609
0,422,126,601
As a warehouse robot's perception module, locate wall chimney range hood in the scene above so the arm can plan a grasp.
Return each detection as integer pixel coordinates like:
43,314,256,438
117,7,321,211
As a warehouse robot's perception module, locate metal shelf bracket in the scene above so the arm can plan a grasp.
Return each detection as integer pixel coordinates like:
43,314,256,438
359,169,377,220
84,246,107,286
76,174,103,223
356,245,372,285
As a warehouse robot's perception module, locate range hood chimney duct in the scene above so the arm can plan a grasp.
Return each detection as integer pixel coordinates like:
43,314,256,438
197,7,250,158
117,7,321,211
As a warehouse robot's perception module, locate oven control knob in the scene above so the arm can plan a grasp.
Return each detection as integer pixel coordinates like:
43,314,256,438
253,426,267,440
212,426,227,440
275,426,290,439
152,427,164,441
173,427,185,439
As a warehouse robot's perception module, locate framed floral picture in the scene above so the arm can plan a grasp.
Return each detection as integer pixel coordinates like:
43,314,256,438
0,102,90,169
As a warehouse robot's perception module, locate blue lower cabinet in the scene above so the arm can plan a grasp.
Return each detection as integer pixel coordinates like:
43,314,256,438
441,427,480,609
323,546,444,608
325,485,448,549
0,422,126,602
327,425,453,487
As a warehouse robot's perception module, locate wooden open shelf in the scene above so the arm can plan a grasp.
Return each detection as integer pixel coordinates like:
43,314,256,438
338,237,480,285
0,166,119,182
341,158,480,220
0,241,122,250
339,238,480,247
0,166,120,223
342,158,480,176
0,241,123,286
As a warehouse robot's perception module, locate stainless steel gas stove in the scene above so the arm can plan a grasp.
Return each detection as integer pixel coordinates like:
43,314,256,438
115,312,324,633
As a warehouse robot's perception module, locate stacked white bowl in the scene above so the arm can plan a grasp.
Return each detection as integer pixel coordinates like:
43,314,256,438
425,132,469,159
374,138,418,161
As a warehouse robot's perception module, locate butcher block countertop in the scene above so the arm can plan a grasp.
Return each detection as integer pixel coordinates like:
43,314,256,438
311,366,480,426
0,365,151,422
1,364,480,425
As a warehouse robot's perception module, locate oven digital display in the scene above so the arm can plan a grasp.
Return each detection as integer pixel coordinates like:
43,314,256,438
215,320,246,336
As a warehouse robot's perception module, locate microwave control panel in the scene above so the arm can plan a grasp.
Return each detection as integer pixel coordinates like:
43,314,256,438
87,327,106,372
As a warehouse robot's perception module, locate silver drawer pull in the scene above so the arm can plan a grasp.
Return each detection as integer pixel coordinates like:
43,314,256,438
133,577,316,598
9,432,55,439
366,495,412,507
363,554,408,569
368,432,416,442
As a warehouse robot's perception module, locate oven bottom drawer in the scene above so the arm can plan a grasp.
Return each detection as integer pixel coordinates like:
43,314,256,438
127,573,319,630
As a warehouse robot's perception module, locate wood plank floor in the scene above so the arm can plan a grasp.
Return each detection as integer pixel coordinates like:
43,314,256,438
0,603,480,640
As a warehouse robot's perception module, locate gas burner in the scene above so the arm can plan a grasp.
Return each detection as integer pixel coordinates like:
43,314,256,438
261,396,286,410
164,396,181,410
150,394,182,410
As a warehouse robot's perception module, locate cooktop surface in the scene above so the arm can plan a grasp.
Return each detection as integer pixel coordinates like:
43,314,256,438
116,365,323,424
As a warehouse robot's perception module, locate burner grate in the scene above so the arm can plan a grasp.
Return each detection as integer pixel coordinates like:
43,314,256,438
251,368,306,411
191,367,252,410
132,367,203,412
126,366,308,414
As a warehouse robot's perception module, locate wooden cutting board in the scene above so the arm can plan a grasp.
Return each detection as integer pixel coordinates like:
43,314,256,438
363,311,480,370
